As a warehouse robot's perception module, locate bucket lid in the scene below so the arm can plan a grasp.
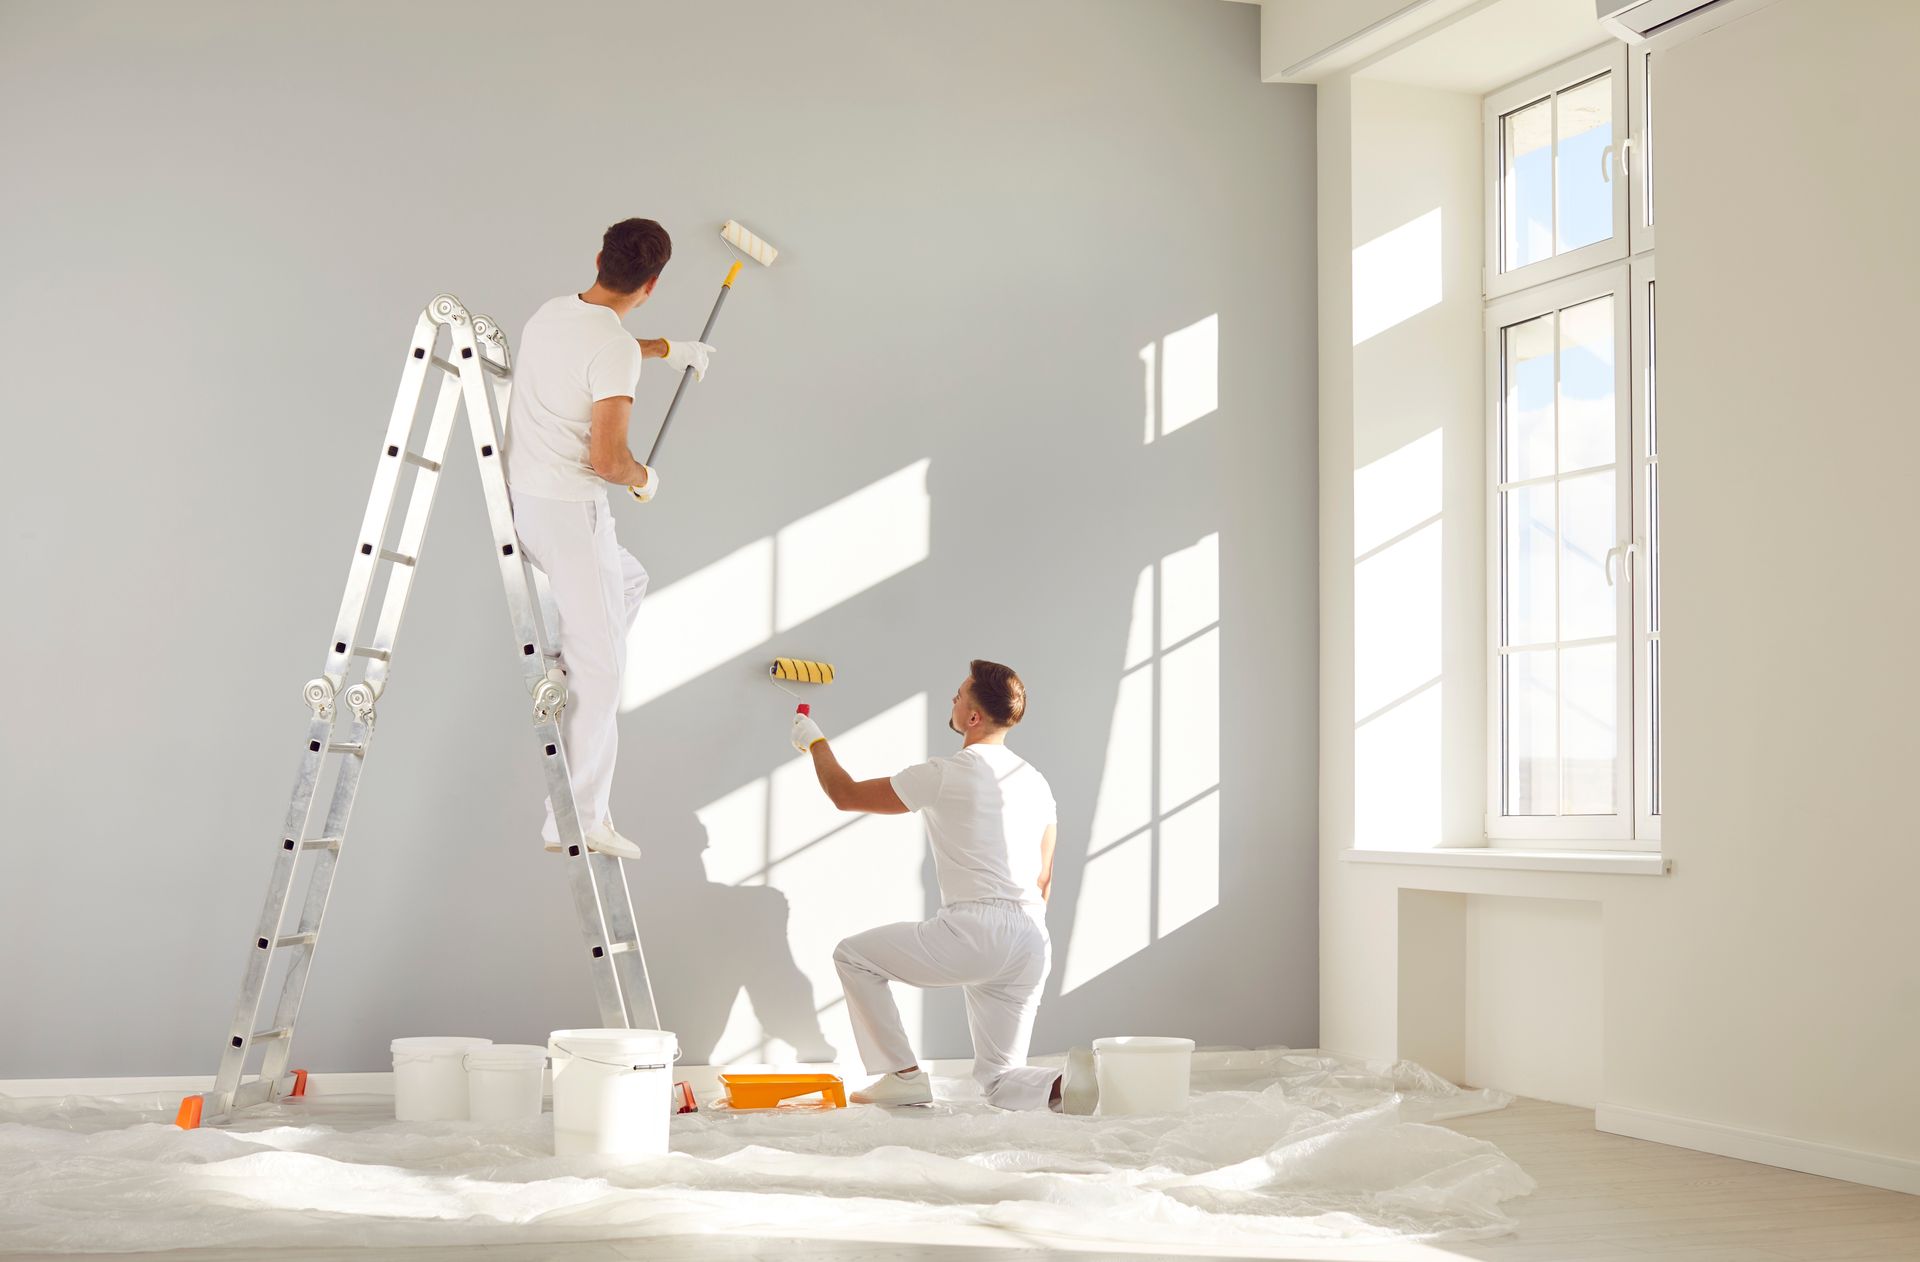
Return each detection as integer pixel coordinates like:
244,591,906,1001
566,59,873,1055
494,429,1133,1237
391,1036,493,1058
549,1027,678,1058
1091,1036,1195,1054
464,1043,548,1069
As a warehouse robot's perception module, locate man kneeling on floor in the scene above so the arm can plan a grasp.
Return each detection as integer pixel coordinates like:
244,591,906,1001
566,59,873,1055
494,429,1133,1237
790,660,1095,1114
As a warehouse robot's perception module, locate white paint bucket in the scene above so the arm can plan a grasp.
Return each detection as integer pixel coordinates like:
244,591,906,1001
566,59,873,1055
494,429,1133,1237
1092,1036,1195,1115
391,1036,492,1121
463,1043,548,1123
548,1028,679,1156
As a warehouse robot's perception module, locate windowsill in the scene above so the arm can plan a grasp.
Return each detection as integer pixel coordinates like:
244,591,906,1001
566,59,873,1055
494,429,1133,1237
1343,846,1669,876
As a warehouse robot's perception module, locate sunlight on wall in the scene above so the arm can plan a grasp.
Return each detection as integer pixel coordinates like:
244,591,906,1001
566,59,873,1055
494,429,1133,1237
621,538,773,710
776,460,930,631
700,695,929,1064
620,461,931,711
1352,208,1444,347
1160,315,1219,438
1061,534,1222,994
1142,315,1220,443
1353,431,1444,849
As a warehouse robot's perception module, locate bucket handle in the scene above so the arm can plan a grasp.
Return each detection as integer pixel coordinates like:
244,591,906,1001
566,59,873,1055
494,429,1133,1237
550,1041,682,1071
461,1052,551,1071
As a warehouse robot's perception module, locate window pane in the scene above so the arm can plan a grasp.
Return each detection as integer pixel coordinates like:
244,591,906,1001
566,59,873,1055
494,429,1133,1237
1556,73,1614,253
1561,643,1617,814
1505,484,1556,646
1560,470,1615,642
1505,649,1558,815
1504,99,1553,270
1559,295,1615,472
1505,314,1556,481
1648,462,1660,633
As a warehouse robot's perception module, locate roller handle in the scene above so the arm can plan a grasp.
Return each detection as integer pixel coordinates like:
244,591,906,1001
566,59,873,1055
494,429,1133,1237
641,266,737,471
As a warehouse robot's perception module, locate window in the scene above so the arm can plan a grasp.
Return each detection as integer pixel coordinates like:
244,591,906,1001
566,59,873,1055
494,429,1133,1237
1485,44,1658,849
1484,45,1630,299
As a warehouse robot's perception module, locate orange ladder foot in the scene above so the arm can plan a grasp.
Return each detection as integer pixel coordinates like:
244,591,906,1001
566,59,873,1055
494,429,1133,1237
174,1095,204,1129
288,1069,308,1098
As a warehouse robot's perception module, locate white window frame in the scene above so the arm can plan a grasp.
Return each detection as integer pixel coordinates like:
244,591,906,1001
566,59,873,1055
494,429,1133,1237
1483,44,1631,300
1630,255,1660,841
1628,43,1655,254
1484,265,1643,848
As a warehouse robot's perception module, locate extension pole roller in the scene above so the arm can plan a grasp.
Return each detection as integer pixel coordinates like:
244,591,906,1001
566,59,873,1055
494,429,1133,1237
631,219,779,494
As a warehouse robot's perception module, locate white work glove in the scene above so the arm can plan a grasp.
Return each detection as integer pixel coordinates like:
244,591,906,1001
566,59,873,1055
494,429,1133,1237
629,463,661,503
791,711,826,753
661,338,715,382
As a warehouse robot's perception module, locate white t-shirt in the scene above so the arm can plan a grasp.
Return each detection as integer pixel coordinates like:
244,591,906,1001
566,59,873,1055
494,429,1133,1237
891,744,1058,907
503,295,643,502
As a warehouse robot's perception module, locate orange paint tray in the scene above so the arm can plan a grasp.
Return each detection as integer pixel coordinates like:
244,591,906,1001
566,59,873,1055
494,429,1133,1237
716,1072,847,1110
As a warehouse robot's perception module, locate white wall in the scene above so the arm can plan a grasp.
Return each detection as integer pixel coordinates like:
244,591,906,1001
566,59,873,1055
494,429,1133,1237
1317,0,1920,1189
0,0,1319,1078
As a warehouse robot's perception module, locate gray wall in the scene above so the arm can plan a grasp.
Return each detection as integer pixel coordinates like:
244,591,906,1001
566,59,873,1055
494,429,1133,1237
0,0,1317,1077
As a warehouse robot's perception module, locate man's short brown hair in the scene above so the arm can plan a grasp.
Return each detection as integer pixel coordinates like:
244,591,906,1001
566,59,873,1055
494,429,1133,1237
597,218,672,294
968,659,1026,728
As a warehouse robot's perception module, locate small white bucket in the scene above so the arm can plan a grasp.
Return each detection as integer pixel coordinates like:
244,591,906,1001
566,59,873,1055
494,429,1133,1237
548,1028,679,1156
1092,1036,1195,1115
391,1036,492,1121
464,1043,548,1123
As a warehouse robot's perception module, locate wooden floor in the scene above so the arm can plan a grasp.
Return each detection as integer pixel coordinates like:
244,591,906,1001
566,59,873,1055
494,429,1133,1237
9,1099,1914,1262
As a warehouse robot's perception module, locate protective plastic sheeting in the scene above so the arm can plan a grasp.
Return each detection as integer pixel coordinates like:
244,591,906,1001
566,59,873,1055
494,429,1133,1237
0,1049,1532,1253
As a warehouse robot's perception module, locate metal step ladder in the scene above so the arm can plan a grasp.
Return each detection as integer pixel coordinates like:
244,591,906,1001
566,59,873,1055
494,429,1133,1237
176,294,657,1129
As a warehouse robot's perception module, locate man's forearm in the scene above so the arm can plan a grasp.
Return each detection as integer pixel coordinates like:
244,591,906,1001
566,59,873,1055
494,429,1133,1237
598,453,650,489
809,741,855,807
637,338,667,359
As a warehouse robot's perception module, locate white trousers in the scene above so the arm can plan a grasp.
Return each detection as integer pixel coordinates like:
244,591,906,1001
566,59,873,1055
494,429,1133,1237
509,492,648,844
834,899,1060,1111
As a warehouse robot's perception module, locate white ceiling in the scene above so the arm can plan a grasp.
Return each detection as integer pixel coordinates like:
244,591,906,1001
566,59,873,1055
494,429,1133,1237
1358,0,1612,94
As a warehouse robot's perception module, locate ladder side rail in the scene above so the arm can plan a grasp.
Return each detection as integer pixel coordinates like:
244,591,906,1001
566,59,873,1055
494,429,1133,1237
323,309,443,691
450,307,635,1028
361,372,466,692
596,855,661,1028
207,708,337,1112
255,708,370,1091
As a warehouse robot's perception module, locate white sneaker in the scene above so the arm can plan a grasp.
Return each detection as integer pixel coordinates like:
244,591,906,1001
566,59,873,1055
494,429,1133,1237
1058,1046,1098,1115
544,823,641,859
851,1069,933,1106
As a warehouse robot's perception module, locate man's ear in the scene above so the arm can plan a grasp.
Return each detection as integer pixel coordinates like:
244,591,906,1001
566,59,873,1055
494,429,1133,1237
594,250,602,274
639,276,658,298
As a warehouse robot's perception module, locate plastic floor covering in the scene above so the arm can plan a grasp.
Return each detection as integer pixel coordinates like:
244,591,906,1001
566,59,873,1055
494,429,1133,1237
0,1049,1535,1255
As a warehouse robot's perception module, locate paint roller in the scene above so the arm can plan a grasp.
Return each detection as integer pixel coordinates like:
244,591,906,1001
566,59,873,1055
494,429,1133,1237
769,657,835,716
631,220,781,498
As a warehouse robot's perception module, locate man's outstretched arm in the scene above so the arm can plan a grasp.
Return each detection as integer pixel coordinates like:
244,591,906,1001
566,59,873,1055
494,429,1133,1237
794,713,908,815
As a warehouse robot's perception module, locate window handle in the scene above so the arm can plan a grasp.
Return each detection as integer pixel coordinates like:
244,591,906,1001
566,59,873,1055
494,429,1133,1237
1605,540,1641,586
1619,135,1634,180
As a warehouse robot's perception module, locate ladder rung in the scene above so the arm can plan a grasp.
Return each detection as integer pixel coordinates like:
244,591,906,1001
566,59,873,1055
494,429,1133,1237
607,940,639,955
275,933,317,949
377,548,416,567
326,742,366,756
402,450,440,472
250,1027,291,1042
300,837,342,851
349,646,389,661
432,353,510,380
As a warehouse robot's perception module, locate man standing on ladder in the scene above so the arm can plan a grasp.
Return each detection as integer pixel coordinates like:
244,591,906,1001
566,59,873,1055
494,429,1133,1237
505,218,713,858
